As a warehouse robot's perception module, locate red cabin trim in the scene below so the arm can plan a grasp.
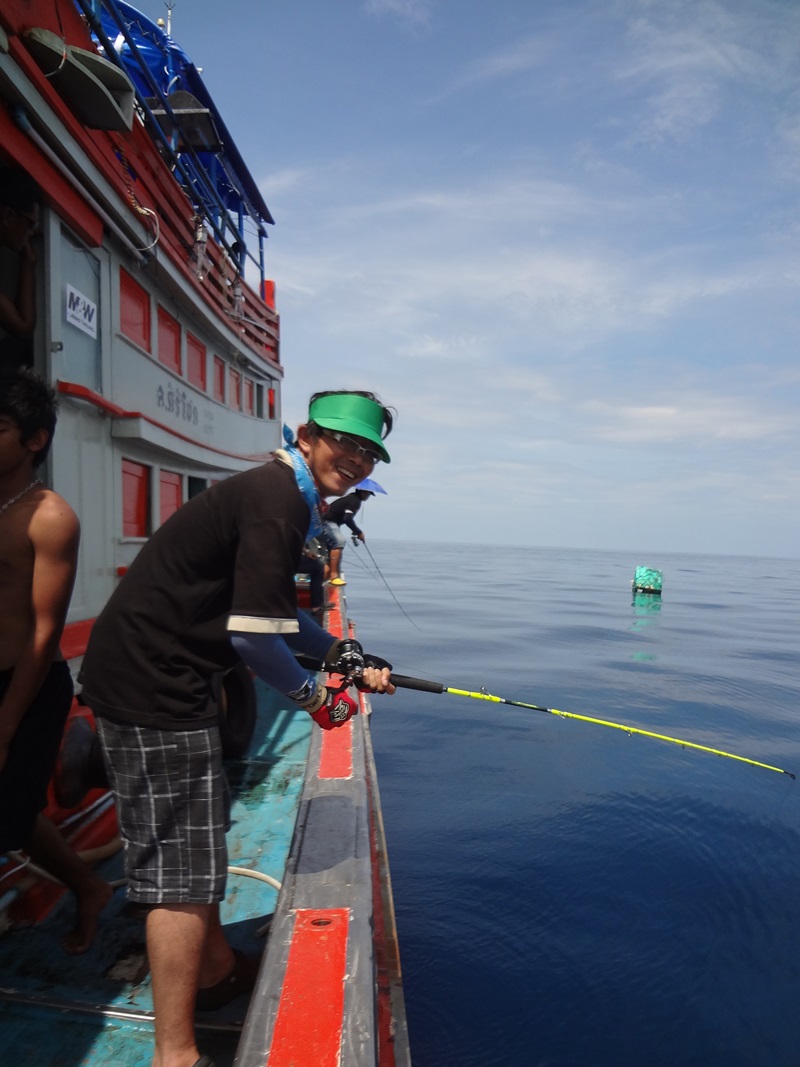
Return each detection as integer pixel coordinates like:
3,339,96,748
212,355,226,402
186,332,207,391
228,367,242,410
157,305,181,374
120,268,152,351
122,458,151,537
57,381,272,462
159,469,183,523
0,104,103,247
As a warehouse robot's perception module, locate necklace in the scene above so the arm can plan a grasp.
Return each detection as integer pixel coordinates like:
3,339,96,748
0,478,42,516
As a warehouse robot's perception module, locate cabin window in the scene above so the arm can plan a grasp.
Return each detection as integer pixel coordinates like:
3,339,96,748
186,333,206,390
157,306,181,374
159,469,183,523
122,458,150,537
61,231,102,390
243,377,254,416
187,476,207,499
229,368,241,410
212,356,225,402
120,268,151,352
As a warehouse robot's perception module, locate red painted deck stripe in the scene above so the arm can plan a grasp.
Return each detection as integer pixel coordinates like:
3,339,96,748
316,596,354,779
319,716,354,779
267,908,350,1067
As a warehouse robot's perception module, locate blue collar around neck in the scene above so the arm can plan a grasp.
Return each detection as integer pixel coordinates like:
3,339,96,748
283,446,324,540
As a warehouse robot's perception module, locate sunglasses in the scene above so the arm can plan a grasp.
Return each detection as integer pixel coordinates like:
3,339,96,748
321,430,382,465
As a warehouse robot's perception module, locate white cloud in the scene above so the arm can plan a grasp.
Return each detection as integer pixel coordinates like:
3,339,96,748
436,34,549,99
257,167,319,197
615,2,800,145
582,396,795,445
363,0,432,29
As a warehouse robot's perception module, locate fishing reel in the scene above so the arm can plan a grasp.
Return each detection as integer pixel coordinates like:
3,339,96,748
327,638,365,685
325,639,393,691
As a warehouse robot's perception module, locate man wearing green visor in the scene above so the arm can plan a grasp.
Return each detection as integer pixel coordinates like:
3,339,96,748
80,389,395,1067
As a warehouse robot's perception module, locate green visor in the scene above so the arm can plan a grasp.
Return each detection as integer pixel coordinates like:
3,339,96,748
308,393,391,463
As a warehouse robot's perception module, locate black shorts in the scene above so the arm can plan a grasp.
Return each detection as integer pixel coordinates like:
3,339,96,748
0,660,73,852
96,719,231,904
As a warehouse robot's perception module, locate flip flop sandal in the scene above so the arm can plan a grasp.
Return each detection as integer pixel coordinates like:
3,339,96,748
195,950,261,1012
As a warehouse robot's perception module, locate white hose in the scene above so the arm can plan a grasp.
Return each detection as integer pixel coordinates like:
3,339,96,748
0,856,281,934
226,866,282,892
226,866,281,937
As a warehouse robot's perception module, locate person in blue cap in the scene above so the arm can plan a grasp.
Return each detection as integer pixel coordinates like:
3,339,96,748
322,487,374,585
79,388,394,1067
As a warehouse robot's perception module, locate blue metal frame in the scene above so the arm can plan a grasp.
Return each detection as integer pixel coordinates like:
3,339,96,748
74,0,274,288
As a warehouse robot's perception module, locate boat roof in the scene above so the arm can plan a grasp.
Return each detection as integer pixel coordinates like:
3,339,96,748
92,0,274,233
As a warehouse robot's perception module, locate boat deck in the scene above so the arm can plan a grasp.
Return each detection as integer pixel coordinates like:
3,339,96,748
0,594,410,1066
0,681,312,1067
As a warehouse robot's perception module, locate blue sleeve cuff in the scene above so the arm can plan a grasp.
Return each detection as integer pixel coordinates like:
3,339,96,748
283,610,338,663
230,631,313,696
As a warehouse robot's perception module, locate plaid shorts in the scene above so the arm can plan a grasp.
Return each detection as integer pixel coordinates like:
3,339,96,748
96,719,231,904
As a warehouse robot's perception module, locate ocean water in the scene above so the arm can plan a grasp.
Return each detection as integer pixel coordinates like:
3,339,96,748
342,542,800,1067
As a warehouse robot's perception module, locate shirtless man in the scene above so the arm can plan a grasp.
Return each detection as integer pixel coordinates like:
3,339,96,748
0,168,38,367
0,366,111,952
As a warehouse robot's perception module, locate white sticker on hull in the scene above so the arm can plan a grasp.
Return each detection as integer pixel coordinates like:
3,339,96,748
65,285,98,338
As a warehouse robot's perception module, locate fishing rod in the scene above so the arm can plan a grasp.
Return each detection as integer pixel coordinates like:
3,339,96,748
352,538,420,629
296,655,795,779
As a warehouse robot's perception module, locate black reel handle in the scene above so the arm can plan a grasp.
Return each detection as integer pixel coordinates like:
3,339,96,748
294,654,445,695
386,673,444,694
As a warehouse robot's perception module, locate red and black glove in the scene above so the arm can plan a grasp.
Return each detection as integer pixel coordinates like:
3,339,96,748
304,684,358,730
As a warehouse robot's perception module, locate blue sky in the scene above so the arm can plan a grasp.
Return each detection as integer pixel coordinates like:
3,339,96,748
136,0,800,557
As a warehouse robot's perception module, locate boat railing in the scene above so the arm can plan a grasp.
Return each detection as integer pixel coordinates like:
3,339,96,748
193,221,281,366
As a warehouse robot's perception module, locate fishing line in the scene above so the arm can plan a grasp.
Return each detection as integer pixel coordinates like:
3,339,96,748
345,539,378,579
354,540,420,629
